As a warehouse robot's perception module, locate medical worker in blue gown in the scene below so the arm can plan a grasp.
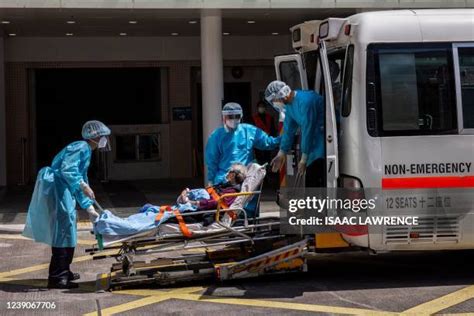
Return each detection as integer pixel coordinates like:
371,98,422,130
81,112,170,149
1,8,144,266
22,120,111,289
205,102,280,186
265,80,325,187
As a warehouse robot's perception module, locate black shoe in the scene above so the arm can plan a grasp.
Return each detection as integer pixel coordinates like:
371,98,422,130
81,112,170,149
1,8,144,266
47,279,79,289
68,272,80,281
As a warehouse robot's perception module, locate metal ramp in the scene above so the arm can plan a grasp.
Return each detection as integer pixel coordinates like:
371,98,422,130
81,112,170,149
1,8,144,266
97,237,309,290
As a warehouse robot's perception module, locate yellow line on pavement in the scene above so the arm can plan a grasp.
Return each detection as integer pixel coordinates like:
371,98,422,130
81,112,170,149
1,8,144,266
114,289,170,296
402,285,474,315
0,262,51,280
177,294,397,316
0,250,117,279
83,294,171,316
0,234,29,240
0,234,189,281
112,286,204,297
169,286,205,294
110,288,395,316
0,234,99,246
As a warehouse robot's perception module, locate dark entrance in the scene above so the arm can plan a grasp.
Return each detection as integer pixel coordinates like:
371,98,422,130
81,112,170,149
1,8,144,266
34,68,162,177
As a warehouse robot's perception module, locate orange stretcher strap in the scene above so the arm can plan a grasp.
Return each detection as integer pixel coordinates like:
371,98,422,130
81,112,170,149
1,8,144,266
206,187,236,220
206,187,229,209
155,205,172,222
173,210,193,237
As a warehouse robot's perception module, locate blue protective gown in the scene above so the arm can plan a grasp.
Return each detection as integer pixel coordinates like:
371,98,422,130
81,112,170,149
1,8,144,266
205,123,280,185
22,141,94,248
281,90,324,166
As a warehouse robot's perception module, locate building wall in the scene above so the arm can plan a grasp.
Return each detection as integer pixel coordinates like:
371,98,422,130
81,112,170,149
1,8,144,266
5,36,291,62
0,0,469,9
4,36,289,185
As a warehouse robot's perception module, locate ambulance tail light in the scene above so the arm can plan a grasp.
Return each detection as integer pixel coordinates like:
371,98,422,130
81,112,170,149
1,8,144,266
336,175,369,237
344,24,351,36
340,175,363,189
340,175,365,202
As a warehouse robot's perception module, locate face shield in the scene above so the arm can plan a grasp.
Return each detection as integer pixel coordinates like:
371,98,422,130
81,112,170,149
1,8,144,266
223,113,242,130
266,94,287,122
265,84,291,109
97,136,111,152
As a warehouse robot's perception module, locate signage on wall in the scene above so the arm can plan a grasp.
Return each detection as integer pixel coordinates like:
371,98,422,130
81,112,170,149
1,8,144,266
172,107,192,121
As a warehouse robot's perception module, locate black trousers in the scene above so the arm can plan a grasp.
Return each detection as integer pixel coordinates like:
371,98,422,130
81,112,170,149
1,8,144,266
48,247,75,282
305,158,325,188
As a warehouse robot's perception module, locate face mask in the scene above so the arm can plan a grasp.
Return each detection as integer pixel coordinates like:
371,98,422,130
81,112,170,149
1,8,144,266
225,119,240,130
278,111,286,122
258,107,265,114
95,136,111,152
272,101,285,113
98,136,107,148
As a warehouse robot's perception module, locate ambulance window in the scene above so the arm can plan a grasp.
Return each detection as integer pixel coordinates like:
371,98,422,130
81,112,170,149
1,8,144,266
368,44,457,136
279,61,302,90
458,47,474,129
303,50,318,90
341,45,354,117
327,49,346,120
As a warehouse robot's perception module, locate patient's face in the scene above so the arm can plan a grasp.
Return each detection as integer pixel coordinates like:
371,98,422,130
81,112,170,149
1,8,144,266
226,172,236,184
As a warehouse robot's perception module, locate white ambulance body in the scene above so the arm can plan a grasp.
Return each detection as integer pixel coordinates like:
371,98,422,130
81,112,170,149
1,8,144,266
275,10,474,252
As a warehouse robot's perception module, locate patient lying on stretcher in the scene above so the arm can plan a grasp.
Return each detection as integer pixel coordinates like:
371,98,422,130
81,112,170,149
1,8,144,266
93,164,247,236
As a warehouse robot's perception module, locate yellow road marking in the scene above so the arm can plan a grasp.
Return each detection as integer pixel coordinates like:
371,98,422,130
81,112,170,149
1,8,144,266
0,234,99,246
177,294,397,316
76,239,97,245
0,234,29,240
0,236,186,281
109,288,396,316
169,286,205,294
0,277,97,292
0,250,118,279
83,294,171,316
114,289,170,296
1,233,473,316
402,284,474,315
112,286,204,297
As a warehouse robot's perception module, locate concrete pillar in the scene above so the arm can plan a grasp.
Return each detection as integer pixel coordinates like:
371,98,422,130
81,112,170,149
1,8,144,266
200,9,224,184
0,37,6,187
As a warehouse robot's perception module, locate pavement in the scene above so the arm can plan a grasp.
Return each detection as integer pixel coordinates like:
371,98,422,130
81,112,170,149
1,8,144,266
1,180,474,315
0,231,474,315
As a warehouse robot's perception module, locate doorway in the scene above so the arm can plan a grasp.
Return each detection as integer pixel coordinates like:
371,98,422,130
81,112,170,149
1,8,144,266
34,67,162,178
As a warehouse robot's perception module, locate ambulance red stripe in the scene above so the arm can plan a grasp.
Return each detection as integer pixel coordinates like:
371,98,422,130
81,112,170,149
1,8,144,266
382,176,474,189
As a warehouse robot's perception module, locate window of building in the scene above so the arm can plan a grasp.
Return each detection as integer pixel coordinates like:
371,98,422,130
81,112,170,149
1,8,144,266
115,134,161,163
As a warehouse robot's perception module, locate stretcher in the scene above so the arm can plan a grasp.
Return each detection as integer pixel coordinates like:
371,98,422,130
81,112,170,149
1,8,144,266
85,163,310,290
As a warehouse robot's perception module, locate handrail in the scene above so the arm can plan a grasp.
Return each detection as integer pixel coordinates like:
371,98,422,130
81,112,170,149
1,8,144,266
215,191,260,222
215,191,261,244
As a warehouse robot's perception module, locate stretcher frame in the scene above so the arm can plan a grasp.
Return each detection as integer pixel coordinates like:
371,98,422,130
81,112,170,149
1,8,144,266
86,166,310,290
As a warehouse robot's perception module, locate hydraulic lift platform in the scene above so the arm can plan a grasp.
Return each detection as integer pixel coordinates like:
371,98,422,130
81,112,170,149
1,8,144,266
95,237,309,291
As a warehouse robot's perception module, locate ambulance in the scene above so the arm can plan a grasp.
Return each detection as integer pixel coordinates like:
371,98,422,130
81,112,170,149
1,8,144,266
275,10,474,252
